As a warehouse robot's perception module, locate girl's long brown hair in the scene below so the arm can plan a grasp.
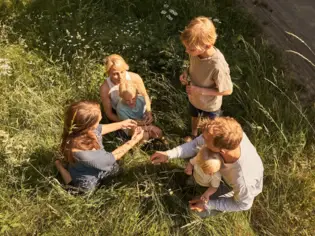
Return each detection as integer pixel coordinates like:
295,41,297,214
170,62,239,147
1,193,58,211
60,101,101,163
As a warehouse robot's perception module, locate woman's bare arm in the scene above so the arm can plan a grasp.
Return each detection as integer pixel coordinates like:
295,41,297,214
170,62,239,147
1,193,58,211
100,82,120,122
111,128,144,160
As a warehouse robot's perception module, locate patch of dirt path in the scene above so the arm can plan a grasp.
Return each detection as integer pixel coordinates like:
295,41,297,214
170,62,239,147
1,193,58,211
240,0,315,103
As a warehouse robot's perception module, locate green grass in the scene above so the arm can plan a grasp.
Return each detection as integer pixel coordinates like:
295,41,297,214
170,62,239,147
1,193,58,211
0,0,314,235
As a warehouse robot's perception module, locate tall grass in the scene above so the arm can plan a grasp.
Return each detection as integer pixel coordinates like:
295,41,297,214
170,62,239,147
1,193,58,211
0,0,314,235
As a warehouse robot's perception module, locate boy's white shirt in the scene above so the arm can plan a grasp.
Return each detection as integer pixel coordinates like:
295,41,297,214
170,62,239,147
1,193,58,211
189,156,221,188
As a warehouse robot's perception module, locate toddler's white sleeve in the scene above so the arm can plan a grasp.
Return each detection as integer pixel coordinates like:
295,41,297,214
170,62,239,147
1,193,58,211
210,172,222,188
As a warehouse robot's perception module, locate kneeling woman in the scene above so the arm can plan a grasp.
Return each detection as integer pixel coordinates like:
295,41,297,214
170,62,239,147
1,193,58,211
55,100,143,191
117,80,163,141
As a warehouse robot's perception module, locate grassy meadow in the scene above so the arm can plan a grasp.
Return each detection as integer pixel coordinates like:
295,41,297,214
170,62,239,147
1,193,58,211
0,0,314,235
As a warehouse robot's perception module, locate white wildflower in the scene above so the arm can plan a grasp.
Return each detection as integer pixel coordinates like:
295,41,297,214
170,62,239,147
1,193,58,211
76,32,82,40
212,18,221,24
163,4,169,8
169,9,178,16
161,10,167,15
166,14,173,21
0,58,12,77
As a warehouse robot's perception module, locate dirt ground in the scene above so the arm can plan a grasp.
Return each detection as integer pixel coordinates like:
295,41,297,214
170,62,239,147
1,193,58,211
240,0,315,104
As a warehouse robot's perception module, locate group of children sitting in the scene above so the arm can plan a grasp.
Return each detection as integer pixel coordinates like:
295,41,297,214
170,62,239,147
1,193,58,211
56,16,233,203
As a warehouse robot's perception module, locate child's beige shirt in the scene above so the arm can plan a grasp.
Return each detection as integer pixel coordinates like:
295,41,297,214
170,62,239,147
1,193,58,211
190,156,222,188
188,47,233,112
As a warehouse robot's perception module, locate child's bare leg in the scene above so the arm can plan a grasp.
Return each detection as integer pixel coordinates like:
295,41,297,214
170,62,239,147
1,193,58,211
191,116,199,137
55,160,72,184
185,117,199,142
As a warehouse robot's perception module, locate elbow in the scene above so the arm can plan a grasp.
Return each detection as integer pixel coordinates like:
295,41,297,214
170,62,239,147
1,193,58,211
240,203,252,211
238,200,253,211
223,89,233,96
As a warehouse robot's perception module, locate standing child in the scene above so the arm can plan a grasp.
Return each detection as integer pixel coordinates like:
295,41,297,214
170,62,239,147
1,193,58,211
185,146,222,202
179,16,233,142
116,80,163,141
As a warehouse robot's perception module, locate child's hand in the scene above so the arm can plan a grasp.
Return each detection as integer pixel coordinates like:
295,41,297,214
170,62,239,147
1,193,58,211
131,127,144,142
200,192,211,203
184,162,193,175
143,111,153,124
179,72,189,85
121,119,137,129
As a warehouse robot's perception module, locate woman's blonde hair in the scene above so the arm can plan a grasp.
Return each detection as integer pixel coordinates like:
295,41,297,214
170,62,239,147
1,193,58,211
104,54,129,73
180,16,217,50
196,146,221,174
200,117,243,150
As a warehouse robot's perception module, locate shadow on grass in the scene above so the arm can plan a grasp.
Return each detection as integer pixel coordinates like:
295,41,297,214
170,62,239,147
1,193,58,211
13,147,57,193
98,161,202,229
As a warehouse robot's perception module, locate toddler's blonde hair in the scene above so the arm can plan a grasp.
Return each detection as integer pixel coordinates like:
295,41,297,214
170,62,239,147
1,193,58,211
180,16,217,50
196,146,221,174
104,54,129,73
119,80,137,99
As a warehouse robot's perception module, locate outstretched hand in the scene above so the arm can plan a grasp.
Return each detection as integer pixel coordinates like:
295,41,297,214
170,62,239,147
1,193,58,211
150,151,169,164
121,119,137,129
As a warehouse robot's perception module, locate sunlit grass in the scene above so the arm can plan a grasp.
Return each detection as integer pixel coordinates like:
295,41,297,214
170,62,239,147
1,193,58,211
0,0,314,235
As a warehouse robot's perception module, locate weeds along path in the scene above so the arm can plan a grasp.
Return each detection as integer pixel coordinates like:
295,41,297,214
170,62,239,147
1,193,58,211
240,0,315,103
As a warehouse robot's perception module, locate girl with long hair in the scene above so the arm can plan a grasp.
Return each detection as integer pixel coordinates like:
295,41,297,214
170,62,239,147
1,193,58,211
55,100,143,191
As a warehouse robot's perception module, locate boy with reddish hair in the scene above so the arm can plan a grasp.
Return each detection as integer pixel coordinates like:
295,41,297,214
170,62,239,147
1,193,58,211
180,16,233,141
150,117,264,216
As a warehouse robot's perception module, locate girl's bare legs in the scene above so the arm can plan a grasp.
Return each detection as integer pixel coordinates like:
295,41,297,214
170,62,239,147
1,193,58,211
55,160,72,184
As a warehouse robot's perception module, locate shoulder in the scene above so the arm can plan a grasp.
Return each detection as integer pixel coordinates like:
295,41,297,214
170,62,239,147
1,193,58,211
95,124,103,135
100,80,110,92
138,95,145,103
129,71,143,82
212,49,229,68
72,149,93,162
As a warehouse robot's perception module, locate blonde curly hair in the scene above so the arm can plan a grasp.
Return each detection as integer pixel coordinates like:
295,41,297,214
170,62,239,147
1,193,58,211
180,16,217,50
199,117,243,150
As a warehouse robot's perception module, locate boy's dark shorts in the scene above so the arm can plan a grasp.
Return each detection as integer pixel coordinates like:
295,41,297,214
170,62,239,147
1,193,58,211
189,102,222,119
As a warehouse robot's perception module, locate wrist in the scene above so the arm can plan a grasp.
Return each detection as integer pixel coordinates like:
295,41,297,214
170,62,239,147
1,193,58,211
119,121,124,129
